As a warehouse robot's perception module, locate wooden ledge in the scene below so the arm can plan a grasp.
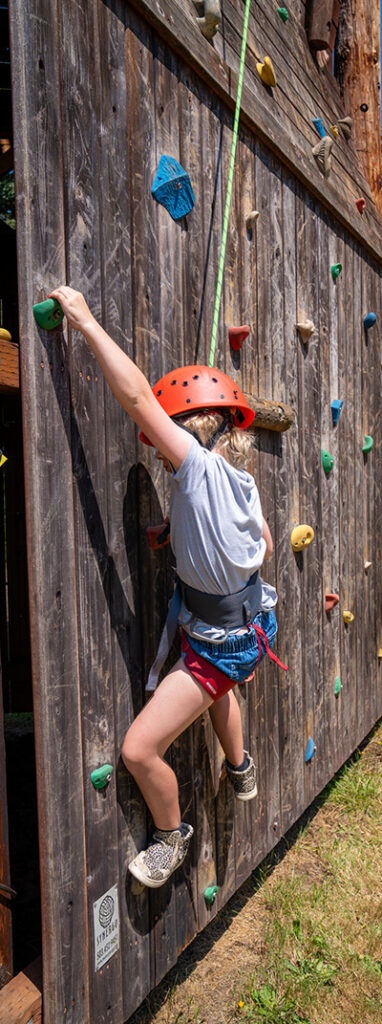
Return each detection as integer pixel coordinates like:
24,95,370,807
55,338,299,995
244,394,295,431
0,958,42,1024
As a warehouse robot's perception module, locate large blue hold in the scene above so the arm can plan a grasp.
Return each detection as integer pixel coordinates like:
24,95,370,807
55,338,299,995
152,156,195,221
363,312,376,330
312,117,326,138
305,737,316,763
331,399,343,426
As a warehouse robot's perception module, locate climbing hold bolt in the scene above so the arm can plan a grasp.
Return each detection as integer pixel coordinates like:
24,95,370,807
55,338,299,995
277,7,288,21
0,327,12,341
296,320,315,342
331,263,342,281
338,116,352,139
330,124,339,137
334,676,342,697
291,524,314,552
229,325,250,351
364,561,372,571
0,452,7,469
360,103,368,112
363,312,376,330
343,610,354,624
196,0,221,39
305,737,316,763
312,117,326,138
325,593,339,613
152,156,195,221
322,449,334,474
204,885,218,905
33,298,64,330
331,399,343,426
246,210,259,230
146,518,171,550
356,197,366,214
91,764,113,790
312,135,333,178
256,57,277,88
362,435,373,453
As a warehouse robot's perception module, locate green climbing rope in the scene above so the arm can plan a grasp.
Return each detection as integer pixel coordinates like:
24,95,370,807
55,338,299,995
208,0,252,367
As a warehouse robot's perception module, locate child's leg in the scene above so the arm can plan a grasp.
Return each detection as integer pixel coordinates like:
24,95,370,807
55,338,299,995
121,658,213,830
208,688,244,766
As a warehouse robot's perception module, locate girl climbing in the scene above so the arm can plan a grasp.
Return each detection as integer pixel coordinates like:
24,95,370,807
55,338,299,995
49,285,287,889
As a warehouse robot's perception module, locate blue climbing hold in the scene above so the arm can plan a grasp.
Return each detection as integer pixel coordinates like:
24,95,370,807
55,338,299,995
363,312,376,330
305,737,316,763
331,399,343,426
312,117,326,138
152,156,195,221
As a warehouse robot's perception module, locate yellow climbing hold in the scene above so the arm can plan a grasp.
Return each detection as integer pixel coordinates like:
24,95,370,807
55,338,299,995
330,124,339,137
343,610,354,624
378,649,382,660
364,560,372,571
291,524,314,552
256,56,277,88
0,327,12,341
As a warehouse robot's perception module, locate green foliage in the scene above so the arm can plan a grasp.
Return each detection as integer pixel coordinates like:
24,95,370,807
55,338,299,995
0,170,15,229
238,983,309,1023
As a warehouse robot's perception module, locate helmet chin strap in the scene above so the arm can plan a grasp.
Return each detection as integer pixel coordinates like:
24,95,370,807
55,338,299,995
176,415,231,451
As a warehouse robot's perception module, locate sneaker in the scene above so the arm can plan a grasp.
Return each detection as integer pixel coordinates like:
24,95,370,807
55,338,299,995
225,752,257,801
128,823,194,888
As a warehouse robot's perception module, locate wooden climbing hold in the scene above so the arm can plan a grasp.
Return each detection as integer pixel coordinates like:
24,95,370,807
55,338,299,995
322,449,334,474
325,593,339,612
229,325,250,351
256,56,277,88
196,0,221,39
291,524,314,552
146,517,170,550
331,399,343,425
334,676,342,697
362,435,373,453
331,263,342,281
152,156,195,221
363,312,376,329
246,210,259,230
330,124,339,137
91,764,113,790
312,135,333,178
312,117,326,138
338,116,352,139
244,393,294,432
277,7,288,21
305,737,316,763
296,319,315,341
33,298,64,330
204,885,218,905
343,610,354,624
364,561,372,571
356,197,366,214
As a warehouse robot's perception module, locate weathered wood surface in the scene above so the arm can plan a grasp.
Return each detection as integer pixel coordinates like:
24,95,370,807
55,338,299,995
8,0,382,1022
0,339,19,393
245,395,295,432
0,964,42,1024
0,657,12,988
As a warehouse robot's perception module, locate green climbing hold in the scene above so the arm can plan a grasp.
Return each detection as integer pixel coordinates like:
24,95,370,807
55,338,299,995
322,449,334,474
33,298,64,330
277,7,288,20
91,764,113,790
204,885,218,906
334,676,342,697
331,263,342,282
362,435,373,453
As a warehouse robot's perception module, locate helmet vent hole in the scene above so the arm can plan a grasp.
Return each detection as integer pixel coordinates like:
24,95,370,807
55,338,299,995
211,377,218,383
220,394,225,399
192,374,199,380
156,390,162,396
186,398,191,403
171,380,177,385
182,381,189,386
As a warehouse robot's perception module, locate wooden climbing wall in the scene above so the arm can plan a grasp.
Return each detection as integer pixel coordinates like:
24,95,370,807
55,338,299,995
8,0,382,1021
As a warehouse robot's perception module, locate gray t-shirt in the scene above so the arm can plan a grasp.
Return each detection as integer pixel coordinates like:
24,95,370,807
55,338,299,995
170,438,277,641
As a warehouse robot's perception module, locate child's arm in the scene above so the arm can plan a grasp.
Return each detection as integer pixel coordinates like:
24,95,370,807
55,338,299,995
262,517,273,559
49,286,192,470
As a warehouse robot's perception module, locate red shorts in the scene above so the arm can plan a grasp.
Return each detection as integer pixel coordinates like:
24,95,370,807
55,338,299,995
181,630,254,701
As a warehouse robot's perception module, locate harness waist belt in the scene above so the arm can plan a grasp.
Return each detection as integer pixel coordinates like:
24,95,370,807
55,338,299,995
179,570,261,629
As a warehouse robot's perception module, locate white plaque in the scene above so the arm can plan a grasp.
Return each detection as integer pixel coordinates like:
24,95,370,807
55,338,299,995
93,884,120,971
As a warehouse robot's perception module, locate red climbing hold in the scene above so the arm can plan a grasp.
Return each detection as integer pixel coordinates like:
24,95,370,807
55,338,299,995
356,197,366,214
146,517,170,550
325,593,339,612
229,325,250,351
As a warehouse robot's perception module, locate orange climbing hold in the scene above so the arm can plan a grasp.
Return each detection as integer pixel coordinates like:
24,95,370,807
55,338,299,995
229,325,250,351
356,197,366,214
325,593,339,612
146,517,170,550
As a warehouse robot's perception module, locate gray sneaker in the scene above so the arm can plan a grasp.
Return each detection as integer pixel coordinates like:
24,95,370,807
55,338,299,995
225,752,257,801
128,823,194,888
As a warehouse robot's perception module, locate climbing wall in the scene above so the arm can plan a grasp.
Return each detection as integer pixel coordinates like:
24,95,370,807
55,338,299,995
8,0,382,1021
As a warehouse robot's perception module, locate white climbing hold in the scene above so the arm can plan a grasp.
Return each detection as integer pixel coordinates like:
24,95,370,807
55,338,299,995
196,0,221,38
338,116,353,140
296,320,315,341
312,135,333,178
246,210,259,230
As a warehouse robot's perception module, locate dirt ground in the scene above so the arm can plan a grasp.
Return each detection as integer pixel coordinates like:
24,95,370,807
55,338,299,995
130,720,382,1024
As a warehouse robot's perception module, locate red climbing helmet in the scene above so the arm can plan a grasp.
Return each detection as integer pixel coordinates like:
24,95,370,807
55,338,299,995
139,365,255,444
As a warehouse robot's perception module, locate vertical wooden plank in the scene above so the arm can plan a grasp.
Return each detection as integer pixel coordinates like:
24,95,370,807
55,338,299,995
353,243,367,748
9,1,90,1020
57,1,124,1018
361,254,378,736
0,656,12,986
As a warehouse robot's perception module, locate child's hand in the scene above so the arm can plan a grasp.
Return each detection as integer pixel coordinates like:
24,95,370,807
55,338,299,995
48,286,94,332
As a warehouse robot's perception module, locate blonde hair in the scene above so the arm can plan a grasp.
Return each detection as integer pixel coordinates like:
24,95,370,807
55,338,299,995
180,411,254,470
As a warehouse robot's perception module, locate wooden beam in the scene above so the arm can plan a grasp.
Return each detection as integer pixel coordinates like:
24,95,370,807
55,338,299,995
336,0,382,215
244,394,295,432
0,339,20,393
0,964,42,1024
